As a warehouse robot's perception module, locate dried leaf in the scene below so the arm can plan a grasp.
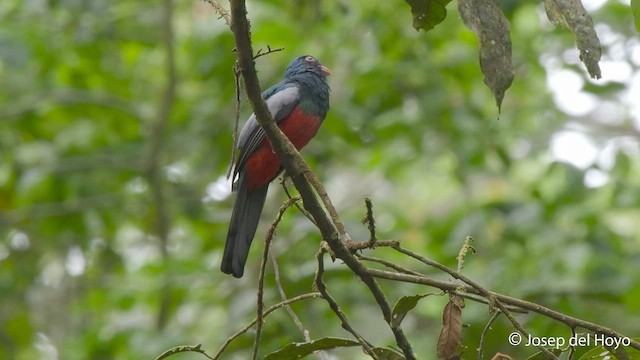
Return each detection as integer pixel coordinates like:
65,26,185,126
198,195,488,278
405,0,453,32
458,0,514,111
436,295,464,359
544,0,602,79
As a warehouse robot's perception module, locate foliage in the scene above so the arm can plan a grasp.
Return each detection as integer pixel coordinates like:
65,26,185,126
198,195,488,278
1,0,639,359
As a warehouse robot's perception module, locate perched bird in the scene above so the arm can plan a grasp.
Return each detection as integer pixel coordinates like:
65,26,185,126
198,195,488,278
221,55,331,278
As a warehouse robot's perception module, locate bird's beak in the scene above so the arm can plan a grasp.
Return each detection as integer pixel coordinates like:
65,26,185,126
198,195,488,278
320,65,331,76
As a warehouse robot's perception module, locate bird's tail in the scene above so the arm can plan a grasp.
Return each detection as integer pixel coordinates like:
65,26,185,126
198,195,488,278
221,174,268,278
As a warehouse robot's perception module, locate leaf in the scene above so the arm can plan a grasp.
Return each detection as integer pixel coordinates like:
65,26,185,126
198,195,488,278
579,347,613,359
606,345,631,360
405,0,453,32
436,295,464,359
543,0,602,79
263,337,360,360
372,347,406,360
391,293,433,327
458,0,514,111
577,342,640,360
631,0,640,32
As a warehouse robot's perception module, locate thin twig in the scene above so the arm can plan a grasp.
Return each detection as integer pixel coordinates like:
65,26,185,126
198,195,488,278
362,198,377,246
478,311,501,360
213,293,322,360
314,247,379,359
253,45,284,59
364,268,640,351
226,64,242,180
357,254,527,313
271,250,329,360
227,46,283,180
203,0,230,25
280,175,317,226
357,254,423,276
390,243,557,358
271,253,310,341
346,239,400,251
253,197,300,359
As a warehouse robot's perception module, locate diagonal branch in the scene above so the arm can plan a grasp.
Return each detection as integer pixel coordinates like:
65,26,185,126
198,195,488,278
365,268,640,351
228,1,416,358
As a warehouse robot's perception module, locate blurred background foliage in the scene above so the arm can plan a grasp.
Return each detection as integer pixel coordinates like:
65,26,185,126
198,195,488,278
1,0,639,359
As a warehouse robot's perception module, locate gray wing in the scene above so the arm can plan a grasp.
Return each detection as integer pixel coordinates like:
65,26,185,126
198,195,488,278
232,84,300,182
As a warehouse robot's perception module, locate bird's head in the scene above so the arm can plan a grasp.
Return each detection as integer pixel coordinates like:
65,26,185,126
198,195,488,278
283,55,331,79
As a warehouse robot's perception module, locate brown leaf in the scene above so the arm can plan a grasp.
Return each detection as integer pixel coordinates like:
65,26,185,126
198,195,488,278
436,295,464,359
458,0,514,111
544,0,602,79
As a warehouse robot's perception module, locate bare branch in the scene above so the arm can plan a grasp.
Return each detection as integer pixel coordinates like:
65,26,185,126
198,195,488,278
280,175,317,226
362,198,377,246
365,268,640,351
314,248,378,359
478,310,501,360
227,1,416,357
254,197,300,359
203,0,230,25
212,293,323,360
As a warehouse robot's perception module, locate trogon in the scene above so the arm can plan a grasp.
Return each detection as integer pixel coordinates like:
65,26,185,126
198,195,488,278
221,55,331,278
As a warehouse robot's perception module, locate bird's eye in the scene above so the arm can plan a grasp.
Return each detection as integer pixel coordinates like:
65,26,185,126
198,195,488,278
304,56,316,63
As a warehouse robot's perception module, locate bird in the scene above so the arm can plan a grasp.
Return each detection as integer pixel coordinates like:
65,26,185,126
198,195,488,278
221,55,331,278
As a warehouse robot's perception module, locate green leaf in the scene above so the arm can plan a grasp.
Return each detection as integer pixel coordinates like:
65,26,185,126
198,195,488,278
578,342,640,360
404,0,453,32
391,293,433,327
263,338,360,360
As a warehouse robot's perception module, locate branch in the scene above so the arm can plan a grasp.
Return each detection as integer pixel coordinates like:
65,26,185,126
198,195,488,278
478,311,501,360
314,247,378,358
210,293,323,359
391,244,558,358
253,197,300,359
365,268,640,351
224,2,637,358
228,2,416,358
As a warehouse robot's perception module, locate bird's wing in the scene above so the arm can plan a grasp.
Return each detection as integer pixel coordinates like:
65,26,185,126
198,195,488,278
232,83,300,182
